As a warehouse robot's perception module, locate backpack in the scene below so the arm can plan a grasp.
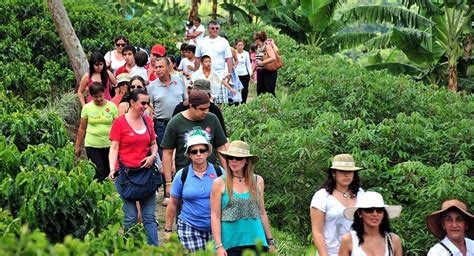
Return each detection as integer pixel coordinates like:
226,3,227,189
180,163,223,185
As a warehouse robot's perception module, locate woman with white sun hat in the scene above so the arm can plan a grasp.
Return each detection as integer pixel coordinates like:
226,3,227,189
339,191,403,256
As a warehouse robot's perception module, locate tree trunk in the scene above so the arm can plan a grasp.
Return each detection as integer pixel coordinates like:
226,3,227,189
447,65,458,92
212,0,218,20
47,0,87,90
189,0,199,21
464,34,472,57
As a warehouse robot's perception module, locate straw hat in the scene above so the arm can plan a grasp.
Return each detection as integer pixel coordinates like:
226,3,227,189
343,191,402,221
218,140,259,164
330,154,363,171
116,73,131,85
184,133,212,157
426,199,474,239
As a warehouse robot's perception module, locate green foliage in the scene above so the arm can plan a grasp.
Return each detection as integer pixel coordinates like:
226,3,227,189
224,52,473,253
0,111,68,151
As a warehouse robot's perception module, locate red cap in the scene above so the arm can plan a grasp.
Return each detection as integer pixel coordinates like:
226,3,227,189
151,44,166,56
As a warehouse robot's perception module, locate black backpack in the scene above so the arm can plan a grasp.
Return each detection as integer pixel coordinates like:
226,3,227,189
180,163,223,185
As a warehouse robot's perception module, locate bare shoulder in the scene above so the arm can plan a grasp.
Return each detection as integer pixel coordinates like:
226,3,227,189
390,233,401,243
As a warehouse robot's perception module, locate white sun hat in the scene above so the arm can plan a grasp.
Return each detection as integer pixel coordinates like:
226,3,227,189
343,191,402,221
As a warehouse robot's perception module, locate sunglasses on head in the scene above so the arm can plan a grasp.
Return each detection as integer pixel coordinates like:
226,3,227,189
189,148,208,155
116,43,126,47
227,156,244,161
361,207,384,214
139,101,149,106
130,85,144,89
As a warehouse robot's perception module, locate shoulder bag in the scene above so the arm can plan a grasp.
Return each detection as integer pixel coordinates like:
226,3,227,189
264,45,283,72
117,116,162,200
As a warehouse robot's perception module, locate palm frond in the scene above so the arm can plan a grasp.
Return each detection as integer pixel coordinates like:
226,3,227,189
365,62,424,76
401,0,441,15
300,0,340,32
365,32,394,50
340,5,434,28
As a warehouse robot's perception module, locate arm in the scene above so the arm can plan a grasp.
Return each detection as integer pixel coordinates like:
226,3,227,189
338,233,352,256
118,102,128,116
188,30,203,40
216,143,229,170
221,78,236,95
245,52,252,76
194,57,201,71
108,140,119,180
391,233,403,256
225,57,233,81
211,178,227,256
140,139,157,168
162,148,174,196
257,175,275,253
74,118,88,157
164,196,181,240
107,70,117,85
310,207,329,256
77,73,89,106
260,45,276,65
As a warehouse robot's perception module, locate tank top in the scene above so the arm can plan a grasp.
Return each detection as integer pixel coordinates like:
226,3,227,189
86,75,112,102
350,230,392,256
255,45,265,70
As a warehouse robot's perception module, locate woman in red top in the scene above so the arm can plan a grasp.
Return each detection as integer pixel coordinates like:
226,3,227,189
108,89,159,245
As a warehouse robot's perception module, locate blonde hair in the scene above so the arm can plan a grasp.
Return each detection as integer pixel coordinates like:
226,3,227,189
224,157,258,201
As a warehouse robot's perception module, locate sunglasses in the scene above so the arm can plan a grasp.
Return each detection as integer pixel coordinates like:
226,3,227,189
116,43,126,47
209,27,220,30
139,101,149,106
189,148,208,155
361,207,385,214
130,85,144,89
227,156,244,161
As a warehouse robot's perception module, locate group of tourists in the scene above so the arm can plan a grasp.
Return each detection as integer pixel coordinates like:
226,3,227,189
74,19,281,254
74,19,472,255
310,154,473,255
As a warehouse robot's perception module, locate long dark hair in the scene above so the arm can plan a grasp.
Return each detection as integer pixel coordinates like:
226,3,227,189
321,168,361,196
129,88,148,103
352,209,391,245
88,52,108,88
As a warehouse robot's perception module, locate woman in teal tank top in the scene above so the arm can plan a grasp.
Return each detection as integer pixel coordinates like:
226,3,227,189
211,140,276,255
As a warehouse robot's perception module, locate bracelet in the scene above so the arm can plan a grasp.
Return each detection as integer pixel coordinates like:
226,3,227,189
164,229,172,233
267,237,275,245
215,243,223,249
165,181,172,185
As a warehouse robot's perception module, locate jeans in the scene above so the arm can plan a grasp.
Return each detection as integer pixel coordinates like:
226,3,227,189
154,120,168,197
116,179,159,245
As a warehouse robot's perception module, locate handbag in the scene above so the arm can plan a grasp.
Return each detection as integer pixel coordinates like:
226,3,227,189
264,46,283,71
117,116,162,200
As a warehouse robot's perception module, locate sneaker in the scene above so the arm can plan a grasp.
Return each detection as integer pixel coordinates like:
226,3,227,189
162,197,170,206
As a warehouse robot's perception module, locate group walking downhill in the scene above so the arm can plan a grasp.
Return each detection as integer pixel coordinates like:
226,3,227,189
75,20,473,255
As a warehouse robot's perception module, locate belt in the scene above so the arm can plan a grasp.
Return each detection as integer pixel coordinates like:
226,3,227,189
154,118,169,123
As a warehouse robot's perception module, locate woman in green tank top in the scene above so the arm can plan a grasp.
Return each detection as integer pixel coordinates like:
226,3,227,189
210,140,276,255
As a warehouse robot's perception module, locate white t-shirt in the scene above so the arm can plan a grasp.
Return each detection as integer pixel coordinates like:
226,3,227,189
195,36,232,79
191,69,222,99
130,66,148,83
310,188,364,256
194,24,205,43
105,50,126,73
235,50,252,76
427,236,474,256
178,57,195,87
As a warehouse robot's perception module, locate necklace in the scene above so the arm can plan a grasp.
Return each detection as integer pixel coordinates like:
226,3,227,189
233,175,244,182
335,188,351,198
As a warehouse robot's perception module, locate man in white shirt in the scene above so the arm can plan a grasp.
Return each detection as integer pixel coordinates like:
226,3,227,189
194,20,233,82
186,16,205,45
427,199,474,256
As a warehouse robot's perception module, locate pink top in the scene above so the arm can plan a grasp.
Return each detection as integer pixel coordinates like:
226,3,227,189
87,76,112,102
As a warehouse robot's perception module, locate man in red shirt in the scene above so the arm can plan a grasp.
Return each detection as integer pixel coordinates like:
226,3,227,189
147,44,166,83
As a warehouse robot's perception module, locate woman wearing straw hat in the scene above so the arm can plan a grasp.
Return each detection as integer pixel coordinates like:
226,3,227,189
426,199,474,255
310,154,364,256
164,131,224,252
339,191,403,256
211,140,275,255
